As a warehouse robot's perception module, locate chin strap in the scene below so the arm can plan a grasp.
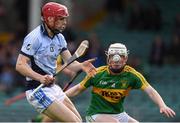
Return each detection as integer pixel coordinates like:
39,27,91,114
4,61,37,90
51,29,61,35
44,21,61,35
48,23,61,35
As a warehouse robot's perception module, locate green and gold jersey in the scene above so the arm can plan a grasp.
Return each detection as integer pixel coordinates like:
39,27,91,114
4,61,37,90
80,65,150,116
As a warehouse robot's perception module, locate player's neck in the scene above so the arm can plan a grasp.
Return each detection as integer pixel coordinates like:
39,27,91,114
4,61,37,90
44,24,55,38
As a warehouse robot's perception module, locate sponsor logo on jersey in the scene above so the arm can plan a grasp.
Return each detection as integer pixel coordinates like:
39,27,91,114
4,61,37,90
99,80,108,85
99,80,115,85
93,87,131,103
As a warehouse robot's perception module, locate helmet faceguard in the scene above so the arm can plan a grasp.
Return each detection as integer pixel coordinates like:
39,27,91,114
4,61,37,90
41,2,69,34
106,43,129,73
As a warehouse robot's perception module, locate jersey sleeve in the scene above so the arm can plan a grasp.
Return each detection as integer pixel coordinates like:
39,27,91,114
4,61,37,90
80,75,92,88
131,69,150,90
58,34,68,53
20,35,40,57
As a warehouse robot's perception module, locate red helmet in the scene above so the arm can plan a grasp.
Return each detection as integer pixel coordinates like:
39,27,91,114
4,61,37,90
42,2,69,23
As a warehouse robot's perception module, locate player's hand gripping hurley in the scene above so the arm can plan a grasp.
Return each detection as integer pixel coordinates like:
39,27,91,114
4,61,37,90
30,40,89,98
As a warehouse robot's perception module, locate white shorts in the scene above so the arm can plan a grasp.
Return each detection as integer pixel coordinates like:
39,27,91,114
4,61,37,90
86,112,130,123
26,84,65,113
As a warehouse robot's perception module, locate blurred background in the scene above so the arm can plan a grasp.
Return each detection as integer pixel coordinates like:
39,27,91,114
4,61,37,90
0,0,179,122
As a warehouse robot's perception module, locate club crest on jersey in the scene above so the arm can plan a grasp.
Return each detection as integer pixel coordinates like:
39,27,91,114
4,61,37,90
50,47,54,52
118,79,128,88
50,43,55,52
26,44,31,50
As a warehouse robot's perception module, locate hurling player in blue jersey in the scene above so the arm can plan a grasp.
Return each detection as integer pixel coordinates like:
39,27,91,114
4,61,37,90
16,2,96,122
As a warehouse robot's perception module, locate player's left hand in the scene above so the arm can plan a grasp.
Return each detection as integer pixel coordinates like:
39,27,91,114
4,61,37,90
160,105,176,118
81,58,97,77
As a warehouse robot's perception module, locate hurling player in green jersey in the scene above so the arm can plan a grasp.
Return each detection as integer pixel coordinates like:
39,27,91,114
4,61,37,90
66,43,176,122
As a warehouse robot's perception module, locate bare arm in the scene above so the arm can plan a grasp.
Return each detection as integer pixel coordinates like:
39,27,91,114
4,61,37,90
16,54,42,81
144,85,176,118
16,54,54,85
56,55,76,77
65,84,86,97
60,50,97,77
60,50,82,72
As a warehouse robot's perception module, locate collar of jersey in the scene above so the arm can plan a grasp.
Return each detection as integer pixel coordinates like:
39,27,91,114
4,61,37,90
40,23,55,39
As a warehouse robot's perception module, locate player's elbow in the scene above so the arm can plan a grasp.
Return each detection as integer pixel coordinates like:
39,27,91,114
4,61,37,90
15,61,23,73
15,63,20,72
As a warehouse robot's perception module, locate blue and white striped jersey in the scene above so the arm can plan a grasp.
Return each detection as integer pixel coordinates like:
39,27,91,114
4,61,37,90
20,24,67,81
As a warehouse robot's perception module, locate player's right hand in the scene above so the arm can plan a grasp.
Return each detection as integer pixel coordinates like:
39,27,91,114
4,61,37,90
160,105,176,118
40,75,55,85
81,58,97,77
